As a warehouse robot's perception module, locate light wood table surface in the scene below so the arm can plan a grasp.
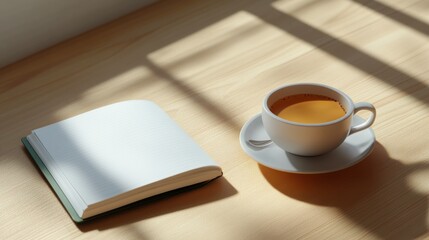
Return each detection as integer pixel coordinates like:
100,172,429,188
1,0,429,239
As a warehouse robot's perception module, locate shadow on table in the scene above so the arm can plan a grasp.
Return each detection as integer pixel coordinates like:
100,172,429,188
246,4,429,107
23,144,237,232
71,177,236,231
259,142,428,239
352,0,429,37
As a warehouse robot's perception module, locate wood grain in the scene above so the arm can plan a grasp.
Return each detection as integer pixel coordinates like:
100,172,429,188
1,0,428,239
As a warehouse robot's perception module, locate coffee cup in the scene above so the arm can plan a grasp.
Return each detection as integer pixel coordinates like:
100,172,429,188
261,83,376,156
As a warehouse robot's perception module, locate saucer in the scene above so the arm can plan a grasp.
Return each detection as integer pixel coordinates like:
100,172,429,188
239,114,375,174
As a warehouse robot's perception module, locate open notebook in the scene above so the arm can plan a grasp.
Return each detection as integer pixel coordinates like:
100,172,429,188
22,100,222,222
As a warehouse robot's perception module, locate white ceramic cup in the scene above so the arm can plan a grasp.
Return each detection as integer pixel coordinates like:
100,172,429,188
261,83,376,156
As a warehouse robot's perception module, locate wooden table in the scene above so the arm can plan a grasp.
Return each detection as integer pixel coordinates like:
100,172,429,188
1,0,428,239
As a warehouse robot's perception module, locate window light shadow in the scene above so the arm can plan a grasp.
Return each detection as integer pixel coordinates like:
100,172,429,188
3,0,428,238
352,0,429,37
143,59,243,131
246,4,429,106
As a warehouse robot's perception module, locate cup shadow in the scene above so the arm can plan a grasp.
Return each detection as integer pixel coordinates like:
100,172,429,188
259,142,428,239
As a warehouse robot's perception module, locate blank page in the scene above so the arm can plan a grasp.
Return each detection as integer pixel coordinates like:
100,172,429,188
33,100,219,206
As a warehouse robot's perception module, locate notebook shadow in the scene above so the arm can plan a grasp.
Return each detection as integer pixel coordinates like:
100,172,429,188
259,142,428,239
22,146,237,231
76,176,236,231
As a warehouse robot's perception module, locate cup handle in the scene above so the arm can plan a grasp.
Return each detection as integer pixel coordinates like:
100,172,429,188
349,102,376,135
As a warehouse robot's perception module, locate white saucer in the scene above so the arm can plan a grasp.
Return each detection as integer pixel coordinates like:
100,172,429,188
239,114,375,174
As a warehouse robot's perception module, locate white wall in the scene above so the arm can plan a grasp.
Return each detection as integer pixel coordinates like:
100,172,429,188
0,0,156,68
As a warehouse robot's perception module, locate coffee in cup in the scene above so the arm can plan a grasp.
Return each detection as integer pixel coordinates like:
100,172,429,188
261,83,376,156
270,94,346,124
